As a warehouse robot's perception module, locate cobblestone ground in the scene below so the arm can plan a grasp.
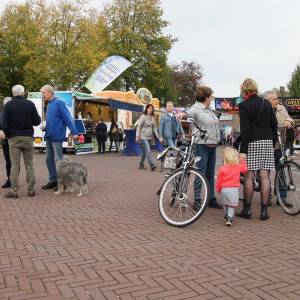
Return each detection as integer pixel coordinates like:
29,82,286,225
0,147,299,300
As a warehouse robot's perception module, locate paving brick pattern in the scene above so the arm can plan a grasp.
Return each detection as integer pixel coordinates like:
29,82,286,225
0,148,299,299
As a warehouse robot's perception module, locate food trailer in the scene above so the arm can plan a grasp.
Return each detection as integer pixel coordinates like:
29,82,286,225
29,91,115,154
29,88,161,154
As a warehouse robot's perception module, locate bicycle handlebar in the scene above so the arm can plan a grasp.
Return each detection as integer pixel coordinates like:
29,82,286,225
180,118,208,136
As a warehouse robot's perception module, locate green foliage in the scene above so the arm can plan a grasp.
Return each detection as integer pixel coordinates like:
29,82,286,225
0,0,108,95
170,61,203,106
288,64,300,97
0,0,187,103
103,0,175,97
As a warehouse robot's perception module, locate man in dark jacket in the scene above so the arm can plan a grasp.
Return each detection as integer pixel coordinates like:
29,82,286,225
0,97,12,188
2,85,41,198
95,119,107,154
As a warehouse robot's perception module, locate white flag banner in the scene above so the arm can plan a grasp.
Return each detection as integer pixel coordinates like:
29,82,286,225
84,55,132,94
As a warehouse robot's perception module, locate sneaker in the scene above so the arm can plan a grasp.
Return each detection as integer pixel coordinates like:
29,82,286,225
151,165,157,171
28,190,36,197
226,218,232,226
139,165,146,170
223,215,228,221
1,180,11,188
41,182,57,190
5,191,19,198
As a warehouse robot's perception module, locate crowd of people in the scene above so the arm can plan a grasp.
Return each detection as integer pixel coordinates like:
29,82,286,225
0,84,78,198
135,79,296,226
0,79,297,227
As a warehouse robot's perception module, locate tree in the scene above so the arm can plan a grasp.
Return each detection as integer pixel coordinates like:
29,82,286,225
288,64,300,97
0,0,48,95
170,61,203,106
0,0,108,95
45,0,109,90
103,0,175,97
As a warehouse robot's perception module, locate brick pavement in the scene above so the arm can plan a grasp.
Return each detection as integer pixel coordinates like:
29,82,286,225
0,147,299,300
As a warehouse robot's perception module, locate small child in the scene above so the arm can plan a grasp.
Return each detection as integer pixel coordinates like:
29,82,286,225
216,147,248,226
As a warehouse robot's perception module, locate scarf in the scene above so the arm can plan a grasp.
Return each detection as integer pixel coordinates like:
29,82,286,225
243,93,257,100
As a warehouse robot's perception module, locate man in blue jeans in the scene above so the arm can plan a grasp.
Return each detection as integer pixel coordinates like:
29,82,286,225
40,85,78,191
159,101,184,147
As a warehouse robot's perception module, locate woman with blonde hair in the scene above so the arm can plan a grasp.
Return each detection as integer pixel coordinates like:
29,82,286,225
216,147,247,226
238,79,277,220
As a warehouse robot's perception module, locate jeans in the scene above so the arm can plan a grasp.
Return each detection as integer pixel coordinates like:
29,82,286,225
194,144,217,202
274,148,287,199
140,139,155,167
46,140,64,183
165,137,176,147
8,136,35,193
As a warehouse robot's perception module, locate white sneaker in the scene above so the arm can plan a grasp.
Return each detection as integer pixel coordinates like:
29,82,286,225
226,217,232,226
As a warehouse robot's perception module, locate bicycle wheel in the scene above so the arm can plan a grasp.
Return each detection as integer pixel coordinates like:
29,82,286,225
275,161,300,215
158,167,209,227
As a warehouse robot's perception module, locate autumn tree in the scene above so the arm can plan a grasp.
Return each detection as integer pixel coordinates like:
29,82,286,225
103,0,175,97
0,0,178,99
0,0,108,95
288,64,300,97
45,0,109,90
0,0,48,95
170,61,203,106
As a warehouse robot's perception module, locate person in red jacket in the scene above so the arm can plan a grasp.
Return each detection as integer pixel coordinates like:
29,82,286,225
216,147,248,226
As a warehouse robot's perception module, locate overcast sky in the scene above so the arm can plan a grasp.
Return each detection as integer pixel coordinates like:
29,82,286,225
1,0,300,97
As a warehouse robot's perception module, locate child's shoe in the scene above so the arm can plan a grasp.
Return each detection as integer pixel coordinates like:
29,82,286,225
226,217,232,226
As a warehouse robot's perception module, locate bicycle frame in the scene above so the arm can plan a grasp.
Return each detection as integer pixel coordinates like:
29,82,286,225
157,120,208,196
274,129,296,194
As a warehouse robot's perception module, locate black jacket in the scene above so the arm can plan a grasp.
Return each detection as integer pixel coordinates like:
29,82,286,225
95,122,107,137
238,95,277,154
3,96,41,138
0,111,3,130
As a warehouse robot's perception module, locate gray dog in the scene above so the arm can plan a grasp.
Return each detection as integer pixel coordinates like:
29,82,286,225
55,158,88,197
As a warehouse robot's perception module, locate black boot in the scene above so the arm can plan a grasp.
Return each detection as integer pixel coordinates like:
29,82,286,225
260,204,269,221
2,179,11,188
236,203,252,219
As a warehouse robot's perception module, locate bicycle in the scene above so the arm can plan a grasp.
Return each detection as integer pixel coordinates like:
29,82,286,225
156,119,210,227
274,129,300,215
